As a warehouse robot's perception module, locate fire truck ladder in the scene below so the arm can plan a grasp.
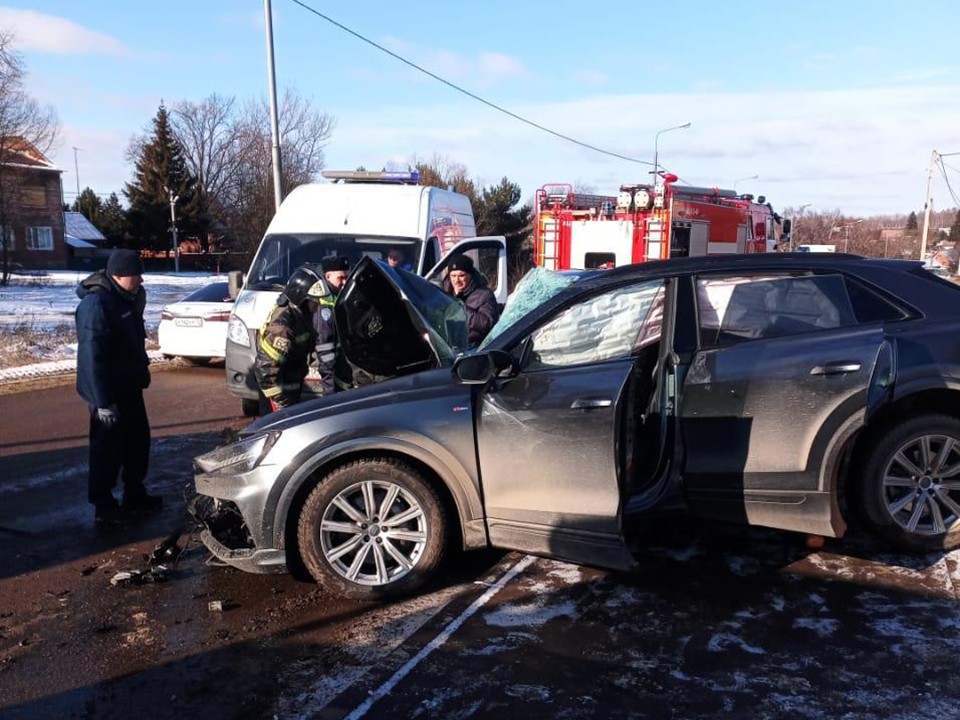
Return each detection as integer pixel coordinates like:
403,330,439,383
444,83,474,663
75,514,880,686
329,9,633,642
538,215,561,270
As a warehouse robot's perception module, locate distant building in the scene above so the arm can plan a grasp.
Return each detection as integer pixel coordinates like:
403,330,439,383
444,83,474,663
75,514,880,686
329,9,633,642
0,138,67,270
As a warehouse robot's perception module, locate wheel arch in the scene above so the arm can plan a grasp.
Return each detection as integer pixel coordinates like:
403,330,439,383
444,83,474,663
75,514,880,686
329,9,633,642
271,438,487,577
837,388,960,516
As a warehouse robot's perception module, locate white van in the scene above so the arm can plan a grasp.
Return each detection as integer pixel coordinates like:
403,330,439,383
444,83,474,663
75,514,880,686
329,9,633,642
225,170,507,415
796,244,836,253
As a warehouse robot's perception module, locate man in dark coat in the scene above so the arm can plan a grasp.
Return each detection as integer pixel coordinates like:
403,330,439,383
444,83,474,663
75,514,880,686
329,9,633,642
447,254,500,347
75,249,159,525
255,266,330,410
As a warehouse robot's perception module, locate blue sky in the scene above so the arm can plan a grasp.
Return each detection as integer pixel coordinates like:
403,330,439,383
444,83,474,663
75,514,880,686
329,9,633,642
9,1,960,217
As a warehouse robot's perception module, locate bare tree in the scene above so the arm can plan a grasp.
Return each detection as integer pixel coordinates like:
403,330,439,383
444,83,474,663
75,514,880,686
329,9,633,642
163,88,333,257
0,32,59,284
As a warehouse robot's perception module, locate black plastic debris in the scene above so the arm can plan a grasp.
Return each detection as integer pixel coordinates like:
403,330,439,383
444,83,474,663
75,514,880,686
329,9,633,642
148,528,184,567
109,566,169,587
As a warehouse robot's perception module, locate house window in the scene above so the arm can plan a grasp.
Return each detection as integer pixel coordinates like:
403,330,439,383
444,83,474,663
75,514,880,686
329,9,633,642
0,226,13,251
26,226,53,251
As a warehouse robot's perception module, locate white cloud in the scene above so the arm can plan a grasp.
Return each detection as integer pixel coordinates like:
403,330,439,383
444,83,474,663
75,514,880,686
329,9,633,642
0,7,126,55
379,36,530,87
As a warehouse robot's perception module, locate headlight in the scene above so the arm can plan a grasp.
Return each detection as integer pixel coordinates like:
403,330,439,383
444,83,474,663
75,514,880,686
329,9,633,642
195,431,280,474
227,315,250,347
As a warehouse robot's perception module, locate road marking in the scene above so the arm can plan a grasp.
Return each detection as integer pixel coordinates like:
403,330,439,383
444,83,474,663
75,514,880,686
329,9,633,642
345,554,537,720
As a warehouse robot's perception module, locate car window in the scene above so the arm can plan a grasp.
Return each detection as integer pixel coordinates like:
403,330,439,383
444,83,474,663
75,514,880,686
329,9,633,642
182,283,231,303
843,276,909,323
697,274,857,348
524,280,664,370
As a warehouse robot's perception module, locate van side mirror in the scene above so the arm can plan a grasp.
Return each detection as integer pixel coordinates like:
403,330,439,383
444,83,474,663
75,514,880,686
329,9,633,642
228,270,244,299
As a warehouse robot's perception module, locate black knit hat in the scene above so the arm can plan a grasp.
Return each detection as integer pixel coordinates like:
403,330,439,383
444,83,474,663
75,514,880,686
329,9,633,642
320,256,350,274
447,254,474,273
106,249,144,277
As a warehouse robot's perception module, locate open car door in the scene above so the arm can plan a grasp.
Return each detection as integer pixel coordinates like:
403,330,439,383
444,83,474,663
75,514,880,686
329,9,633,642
473,277,668,571
336,257,468,378
426,236,508,306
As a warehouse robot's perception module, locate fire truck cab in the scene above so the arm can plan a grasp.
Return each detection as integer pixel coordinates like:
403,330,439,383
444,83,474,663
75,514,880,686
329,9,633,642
534,174,784,271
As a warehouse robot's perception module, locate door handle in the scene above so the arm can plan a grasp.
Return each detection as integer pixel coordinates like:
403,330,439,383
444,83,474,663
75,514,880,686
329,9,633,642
571,398,613,409
810,362,861,376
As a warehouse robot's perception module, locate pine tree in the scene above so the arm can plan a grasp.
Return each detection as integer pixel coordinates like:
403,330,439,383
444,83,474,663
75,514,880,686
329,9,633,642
124,103,205,252
906,211,918,230
99,192,129,246
71,187,102,225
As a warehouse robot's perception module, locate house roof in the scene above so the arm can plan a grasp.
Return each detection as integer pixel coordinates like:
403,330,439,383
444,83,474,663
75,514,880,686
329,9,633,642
64,212,105,242
0,137,59,170
65,236,97,249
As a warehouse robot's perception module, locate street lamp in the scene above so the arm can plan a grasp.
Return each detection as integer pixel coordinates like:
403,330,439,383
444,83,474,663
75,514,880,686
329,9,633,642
832,219,862,253
652,122,691,183
166,187,180,274
790,203,811,251
733,174,759,194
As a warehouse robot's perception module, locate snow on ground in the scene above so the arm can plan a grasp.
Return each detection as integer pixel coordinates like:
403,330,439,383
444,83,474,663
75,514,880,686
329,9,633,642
0,270,225,380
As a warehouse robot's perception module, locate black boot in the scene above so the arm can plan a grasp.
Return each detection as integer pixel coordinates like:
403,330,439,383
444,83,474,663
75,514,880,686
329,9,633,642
95,501,127,526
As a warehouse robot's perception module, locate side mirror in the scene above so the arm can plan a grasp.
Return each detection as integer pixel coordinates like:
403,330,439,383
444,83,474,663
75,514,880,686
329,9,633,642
488,349,519,375
228,270,244,299
453,353,495,385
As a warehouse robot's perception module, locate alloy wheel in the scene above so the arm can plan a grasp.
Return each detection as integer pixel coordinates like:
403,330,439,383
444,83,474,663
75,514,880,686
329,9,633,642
882,433,960,535
319,480,428,586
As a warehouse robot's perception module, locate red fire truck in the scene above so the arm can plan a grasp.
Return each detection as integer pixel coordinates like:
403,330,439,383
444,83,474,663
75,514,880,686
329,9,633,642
534,173,785,270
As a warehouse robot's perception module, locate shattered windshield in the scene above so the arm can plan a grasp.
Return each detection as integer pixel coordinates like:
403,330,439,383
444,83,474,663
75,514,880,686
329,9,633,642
479,267,585,349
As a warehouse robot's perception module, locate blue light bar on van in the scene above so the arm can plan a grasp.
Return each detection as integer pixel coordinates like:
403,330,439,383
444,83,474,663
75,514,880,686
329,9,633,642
321,170,421,184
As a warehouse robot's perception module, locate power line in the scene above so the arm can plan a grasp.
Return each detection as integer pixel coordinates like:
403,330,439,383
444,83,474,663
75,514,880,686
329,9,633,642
937,156,960,207
286,0,652,166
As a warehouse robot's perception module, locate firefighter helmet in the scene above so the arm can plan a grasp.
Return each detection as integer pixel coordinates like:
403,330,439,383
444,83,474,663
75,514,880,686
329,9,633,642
282,266,329,306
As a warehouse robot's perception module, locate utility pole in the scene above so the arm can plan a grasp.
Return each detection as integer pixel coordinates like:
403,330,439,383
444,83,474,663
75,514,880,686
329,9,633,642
167,188,180,274
920,149,937,262
72,147,82,199
264,0,283,212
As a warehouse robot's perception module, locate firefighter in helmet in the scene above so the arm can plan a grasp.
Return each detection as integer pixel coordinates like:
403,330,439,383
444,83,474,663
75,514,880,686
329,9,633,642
254,266,330,411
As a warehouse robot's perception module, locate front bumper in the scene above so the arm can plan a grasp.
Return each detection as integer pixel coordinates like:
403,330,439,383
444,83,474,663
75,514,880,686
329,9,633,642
225,333,259,401
193,473,288,574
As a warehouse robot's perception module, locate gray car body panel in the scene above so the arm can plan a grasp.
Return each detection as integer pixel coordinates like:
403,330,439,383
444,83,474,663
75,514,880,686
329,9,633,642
196,254,960,575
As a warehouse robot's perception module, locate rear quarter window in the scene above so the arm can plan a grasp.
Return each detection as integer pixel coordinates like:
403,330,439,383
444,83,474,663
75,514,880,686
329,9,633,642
842,276,910,323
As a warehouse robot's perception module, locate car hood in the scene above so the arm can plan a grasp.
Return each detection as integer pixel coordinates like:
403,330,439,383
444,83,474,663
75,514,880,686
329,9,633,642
335,257,468,378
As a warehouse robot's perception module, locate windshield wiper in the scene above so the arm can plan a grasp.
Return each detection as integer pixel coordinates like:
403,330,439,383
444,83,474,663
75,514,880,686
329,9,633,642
247,281,285,291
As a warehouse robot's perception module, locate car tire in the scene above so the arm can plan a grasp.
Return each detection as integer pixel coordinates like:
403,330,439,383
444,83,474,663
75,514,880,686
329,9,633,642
297,458,449,600
241,398,260,417
857,414,960,551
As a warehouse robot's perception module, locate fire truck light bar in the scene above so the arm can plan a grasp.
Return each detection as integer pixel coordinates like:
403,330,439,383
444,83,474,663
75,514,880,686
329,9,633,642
321,170,421,184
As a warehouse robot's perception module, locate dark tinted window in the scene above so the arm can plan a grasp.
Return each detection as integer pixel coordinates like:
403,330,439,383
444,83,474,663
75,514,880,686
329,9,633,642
182,283,231,303
843,277,908,323
698,274,856,347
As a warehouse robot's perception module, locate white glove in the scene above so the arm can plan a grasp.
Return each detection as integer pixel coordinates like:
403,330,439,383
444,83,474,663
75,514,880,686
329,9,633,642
97,405,120,427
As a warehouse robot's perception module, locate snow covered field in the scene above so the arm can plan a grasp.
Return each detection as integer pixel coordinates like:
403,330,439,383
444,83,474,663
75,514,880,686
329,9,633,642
0,270,226,380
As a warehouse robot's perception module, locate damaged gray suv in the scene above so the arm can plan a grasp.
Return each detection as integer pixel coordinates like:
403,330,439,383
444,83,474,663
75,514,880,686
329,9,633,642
194,254,960,599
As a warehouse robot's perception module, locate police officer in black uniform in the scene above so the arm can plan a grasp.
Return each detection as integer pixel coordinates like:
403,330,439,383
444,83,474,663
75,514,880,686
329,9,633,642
304,256,350,397
75,249,160,525
255,266,331,411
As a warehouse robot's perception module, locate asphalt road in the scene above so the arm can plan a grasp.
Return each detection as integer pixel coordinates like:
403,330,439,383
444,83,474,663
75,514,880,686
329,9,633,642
1,365,959,720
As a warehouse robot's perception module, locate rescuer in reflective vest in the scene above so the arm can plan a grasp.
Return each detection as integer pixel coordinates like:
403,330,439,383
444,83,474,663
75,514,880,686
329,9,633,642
254,266,330,411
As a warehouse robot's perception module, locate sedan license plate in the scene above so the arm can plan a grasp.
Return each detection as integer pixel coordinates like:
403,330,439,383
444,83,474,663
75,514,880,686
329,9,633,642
174,317,203,327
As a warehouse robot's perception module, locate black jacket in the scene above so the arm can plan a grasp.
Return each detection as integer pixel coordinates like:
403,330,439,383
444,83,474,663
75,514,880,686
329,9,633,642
453,272,500,347
75,270,150,408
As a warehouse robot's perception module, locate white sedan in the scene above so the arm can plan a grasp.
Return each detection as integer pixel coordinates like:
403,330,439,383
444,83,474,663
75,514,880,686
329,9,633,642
158,282,234,363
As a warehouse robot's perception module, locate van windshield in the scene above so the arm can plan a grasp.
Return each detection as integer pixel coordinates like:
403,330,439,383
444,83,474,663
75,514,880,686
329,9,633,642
246,233,422,289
